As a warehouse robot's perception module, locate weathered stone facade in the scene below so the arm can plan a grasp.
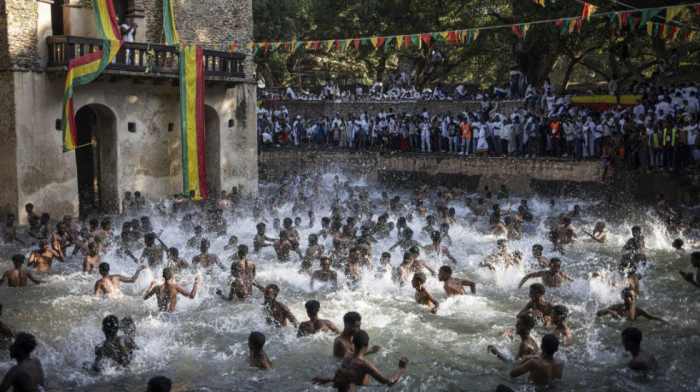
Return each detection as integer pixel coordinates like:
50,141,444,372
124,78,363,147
0,0,41,71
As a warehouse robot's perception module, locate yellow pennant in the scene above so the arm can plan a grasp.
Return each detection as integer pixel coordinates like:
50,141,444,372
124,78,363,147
569,19,576,34
370,37,378,48
440,32,449,40
666,6,683,22
587,5,597,21
473,29,479,41
396,35,404,47
523,24,531,36
326,41,333,52
305,41,313,49
539,0,545,6
647,22,653,36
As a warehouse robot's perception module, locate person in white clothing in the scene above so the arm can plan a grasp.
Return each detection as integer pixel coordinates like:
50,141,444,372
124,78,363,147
119,17,137,65
421,120,431,152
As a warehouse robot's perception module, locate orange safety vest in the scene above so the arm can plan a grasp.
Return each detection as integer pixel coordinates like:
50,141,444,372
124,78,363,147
550,121,560,138
662,127,676,148
461,122,471,139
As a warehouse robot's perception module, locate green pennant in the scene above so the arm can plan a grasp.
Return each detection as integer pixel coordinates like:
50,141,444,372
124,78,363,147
361,38,369,46
384,36,394,52
608,14,617,28
432,32,443,41
410,34,420,47
640,9,661,26
467,29,474,42
560,18,570,35
340,39,347,51
629,17,637,32
294,41,302,52
652,22,659,37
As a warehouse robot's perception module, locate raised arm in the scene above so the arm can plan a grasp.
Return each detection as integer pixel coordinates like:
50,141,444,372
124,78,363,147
517,302,533,317
143,281,159,300
119,265,147,283
518,272,542,289
443,247,457,264
679,271,700,288
461,279,477,293
509,357,535,378
364,357,409,386
636,307,669,325
284,306,299,329
596,306,620,319
176,274,201,299
0,272,7,286
93,280,103,296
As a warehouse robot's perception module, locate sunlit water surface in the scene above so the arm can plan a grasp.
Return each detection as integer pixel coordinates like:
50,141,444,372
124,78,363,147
1,173,698,392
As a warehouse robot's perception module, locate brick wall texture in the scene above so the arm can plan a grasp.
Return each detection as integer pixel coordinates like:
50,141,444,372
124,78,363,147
1,0,40,71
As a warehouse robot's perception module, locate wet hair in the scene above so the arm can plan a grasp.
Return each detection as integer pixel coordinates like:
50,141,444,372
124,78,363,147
266,284,280,295
305,300,320,316
621,327,642,346
256,222,266,231
230,262,243,278
321,217,331,224
343,311,361,325
11,332,38,355
621,286,636,299
497,239,507,246
439,265,452,275
631,225,641,233
320,256,330,265
408,245,420,257
426,215,436,224
162,267,174,280
518,314,536,329
102,314,120,335
430,230,442,242
402,252,412,263
550,257,562,265
352,330,369,351
440,223,450,231
413,272,427,283
120,317,136,335
89,218,99,227
98,262,110,275
495,385,515,392
25,203,34,209
145,233,156,243
167,247,179,258
194,225,203,233
101,218,111,229
248,331,266,351
238,244,249,257
492,204,500,212
308,233,318,245
200,238,210,250
381,252,391,259
553,305,569,319
672,238,684,249
530,283,546,295
11,254,25,268
39,239,50,247
283,217,293,226
541,334,560,355
147,376,172,392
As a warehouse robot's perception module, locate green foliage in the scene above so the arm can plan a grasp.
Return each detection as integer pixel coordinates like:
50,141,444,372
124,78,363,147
252,0,700,90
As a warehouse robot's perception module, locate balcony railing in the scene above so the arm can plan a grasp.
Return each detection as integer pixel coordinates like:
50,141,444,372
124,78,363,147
46,36,245,80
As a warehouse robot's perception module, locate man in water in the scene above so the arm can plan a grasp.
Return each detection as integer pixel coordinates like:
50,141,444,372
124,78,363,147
140,233,167,267
25,203,41,238
509,334,564,385
550,305,572,346
518,284,554,323
298,300,341,337
532,244,549,267
191,239,225,270
1,255,50,287
144,268,201,312
94,262,147,297
147,376,172,392
235,245,257,278
623,226,646,253
393,252,415,286
423,231,458,264
186,225,204,249
489,314,538,363
0,333,45,391
301,234,325,273
344,247,364,286
412,272,439,314
621,327,656,372
314,330,408,389
82,242,100,273
481,239,514,270
438,265,476,295
0,304,16,350
333,311,380,359
90,315,136,372
216,262,263,301
166,247,189,272
596,287,669,325
679,251,700,289
27,239,64,271
254,223,274,252
311,257,338,287
263,284,298,328
248,331,272,370
388,228,420,252
273,230,294,262
517,258,574,288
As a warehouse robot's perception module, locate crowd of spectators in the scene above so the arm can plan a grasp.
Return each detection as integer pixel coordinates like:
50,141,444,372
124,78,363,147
257,81,700,175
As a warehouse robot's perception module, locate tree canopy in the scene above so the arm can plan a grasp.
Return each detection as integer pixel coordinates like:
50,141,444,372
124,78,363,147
252,0,700,91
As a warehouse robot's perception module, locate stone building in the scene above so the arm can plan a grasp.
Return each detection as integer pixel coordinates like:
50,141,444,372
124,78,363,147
0,0,257,222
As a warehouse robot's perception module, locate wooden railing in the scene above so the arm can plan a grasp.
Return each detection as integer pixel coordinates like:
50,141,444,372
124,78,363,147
46,36,246,80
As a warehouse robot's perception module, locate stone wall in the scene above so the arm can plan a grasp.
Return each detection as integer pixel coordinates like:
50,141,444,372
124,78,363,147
0,71,18,215
0,0,40,71
144,0,254,81
266,100,525,120
258,150,700,205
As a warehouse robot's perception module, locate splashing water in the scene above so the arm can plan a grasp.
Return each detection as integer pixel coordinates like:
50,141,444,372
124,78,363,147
0,172,698,391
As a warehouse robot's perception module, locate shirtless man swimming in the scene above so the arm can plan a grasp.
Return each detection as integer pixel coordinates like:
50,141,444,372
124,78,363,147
235,245,257,278
679,251,700,289
0,333,45,392
144,268,201,312
263,284,298,328
333,312,380,359
550,305,572,346
191,239,225,270
621,327,656,372
438,266,476,295
314,330,408,390
518,258,574,288
489,314,538,363
596,287,669,325
311,257,338,287
0,304,16,350
248,331,272,370
0,255,49,287
216,262,263,301
94,262,147,297
274,230,294,262
297,300,341,337
518,284,554,323
253,223,274,252
82,243,101,273
412,273,439,314
423,231,457,264
140,233,168,267
27,239,64,271
509,334,564,385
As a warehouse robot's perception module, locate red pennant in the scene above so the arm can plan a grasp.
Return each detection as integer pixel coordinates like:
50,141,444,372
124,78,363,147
448,31,455,44
264,42,270,54
510,25,523,38
694,5,700,16
312,41,319,53
403,35,410,48
684,29,693,42
375,37,385,48
576,18,582,34
353,38,360,50
335,39,341,50
229,43,238,54
658,23,666,38
621,12,631,26
554,19,564,26
669,27,679,41
421,33,431,47
284,42,289,51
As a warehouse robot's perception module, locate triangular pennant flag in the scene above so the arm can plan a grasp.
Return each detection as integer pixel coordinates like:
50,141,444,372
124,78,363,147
569,18,577,34
670,27,680,41
554,19,564,26
336,39,341,51
582,3,597,21
294,41,302,52
311,41,318,52
521,24,529,37
229,43,238,54
264,42,271,54
576,18,582,34
630,17,640,32
621,12,631,26
560,19,570,35
657,23,665,39
248,42,255,53
422,33,431,47
384,36,393,52
456,31,462,44
694,5,700,16
305,41,312,49
666,6,683,22
326,40,333,52
353,38,360,50
511,25,524,38
432,32,442,41
647,22,654,36
409,35,418,48
640,9,661,26
375,37,385,48
687,31,697,42
361,38,369,46
370,37,378,47
539,0,545,6
283,42,289,51
467,29,475,43
473,29,479,41
396,35,404,48
404,35,410,48
448,31,455,44
684,29,693,42
341,39,349,51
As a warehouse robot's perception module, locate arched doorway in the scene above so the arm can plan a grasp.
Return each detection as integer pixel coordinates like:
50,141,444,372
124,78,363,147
204,105,221,197
74,105,118,215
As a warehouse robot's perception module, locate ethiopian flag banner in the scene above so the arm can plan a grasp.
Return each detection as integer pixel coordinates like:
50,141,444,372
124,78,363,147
163,0,179,46
62,0,122,152
179,46,209,200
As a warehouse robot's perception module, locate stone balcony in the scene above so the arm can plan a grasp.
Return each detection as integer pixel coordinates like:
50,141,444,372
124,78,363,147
46,36,246,83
